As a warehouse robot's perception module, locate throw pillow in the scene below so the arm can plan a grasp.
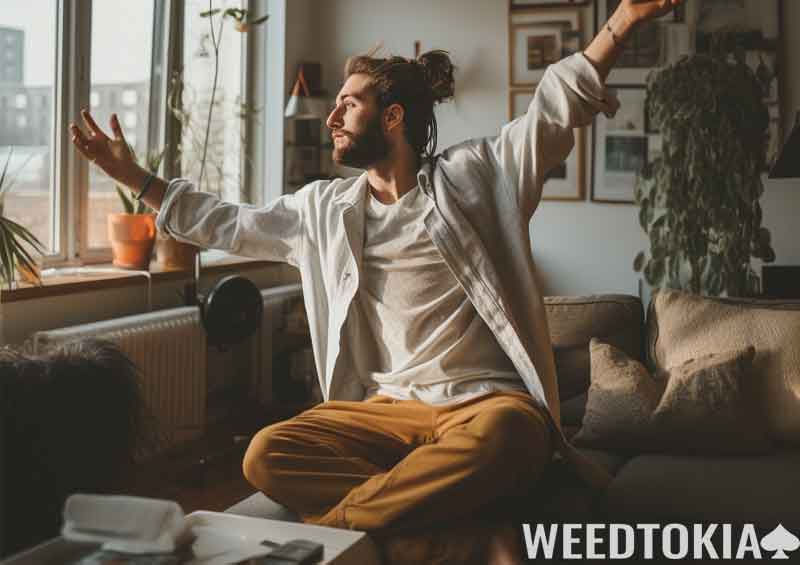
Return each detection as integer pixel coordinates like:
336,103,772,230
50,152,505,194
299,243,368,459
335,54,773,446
572,338,665,451
574,339,772,455
651,345,772,455
647,288,800,444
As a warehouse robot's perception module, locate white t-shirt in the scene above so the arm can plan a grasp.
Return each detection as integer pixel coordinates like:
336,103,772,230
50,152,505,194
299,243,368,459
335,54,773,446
346,184,527,406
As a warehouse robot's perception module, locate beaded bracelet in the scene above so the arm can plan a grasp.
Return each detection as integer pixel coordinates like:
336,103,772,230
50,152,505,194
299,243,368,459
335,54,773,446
135,172,156,201
606,21,624,48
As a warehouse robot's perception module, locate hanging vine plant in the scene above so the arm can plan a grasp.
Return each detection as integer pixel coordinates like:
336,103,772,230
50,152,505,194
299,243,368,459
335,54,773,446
633,49,775,298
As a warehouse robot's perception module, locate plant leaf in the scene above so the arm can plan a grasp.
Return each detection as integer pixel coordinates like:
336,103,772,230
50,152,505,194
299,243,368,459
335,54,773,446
0,147,13,200
0,221,17,288
116,185,134,214
249,14,269,25
199,8,221,17
633,251,645,272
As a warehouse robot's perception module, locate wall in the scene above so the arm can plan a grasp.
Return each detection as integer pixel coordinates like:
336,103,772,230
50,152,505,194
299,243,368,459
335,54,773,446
308,0,799,298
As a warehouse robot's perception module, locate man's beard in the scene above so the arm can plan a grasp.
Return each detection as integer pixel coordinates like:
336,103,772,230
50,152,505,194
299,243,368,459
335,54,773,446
332,113,390,168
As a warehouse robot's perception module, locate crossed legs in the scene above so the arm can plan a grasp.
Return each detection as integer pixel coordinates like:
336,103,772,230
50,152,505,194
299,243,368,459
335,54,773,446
242,391,552,561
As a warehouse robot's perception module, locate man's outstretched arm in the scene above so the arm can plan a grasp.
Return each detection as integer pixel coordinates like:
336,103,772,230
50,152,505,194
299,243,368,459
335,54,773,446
69,108,307,266
584,0,685,82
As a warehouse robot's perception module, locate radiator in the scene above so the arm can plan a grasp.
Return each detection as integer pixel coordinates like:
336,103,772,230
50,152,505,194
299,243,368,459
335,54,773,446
30,283,305,456
250,284,305,406
32,307,208,456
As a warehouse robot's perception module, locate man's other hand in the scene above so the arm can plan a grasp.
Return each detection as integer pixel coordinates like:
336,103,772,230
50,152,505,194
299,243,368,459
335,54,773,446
622,0,684,27
70,109,141,188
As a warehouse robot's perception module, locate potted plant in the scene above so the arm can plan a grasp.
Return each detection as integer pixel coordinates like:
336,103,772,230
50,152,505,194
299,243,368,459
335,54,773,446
0,148,44,289
107,149,162,270
633,46,775,298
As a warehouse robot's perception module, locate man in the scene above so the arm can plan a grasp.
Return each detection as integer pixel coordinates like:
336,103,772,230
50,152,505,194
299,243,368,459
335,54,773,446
71,1,683,562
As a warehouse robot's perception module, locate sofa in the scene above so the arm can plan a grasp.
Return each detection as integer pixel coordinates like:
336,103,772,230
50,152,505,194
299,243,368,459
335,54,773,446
226,290,800,539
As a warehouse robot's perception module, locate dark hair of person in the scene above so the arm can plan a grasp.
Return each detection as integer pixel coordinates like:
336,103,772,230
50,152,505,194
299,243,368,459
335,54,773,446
344,48,456,163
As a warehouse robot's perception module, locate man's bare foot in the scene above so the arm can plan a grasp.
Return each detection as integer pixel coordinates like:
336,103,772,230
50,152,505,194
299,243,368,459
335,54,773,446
487,523,525,565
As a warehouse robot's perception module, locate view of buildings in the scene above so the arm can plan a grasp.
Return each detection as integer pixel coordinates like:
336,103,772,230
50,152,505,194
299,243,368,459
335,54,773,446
1,25,150,249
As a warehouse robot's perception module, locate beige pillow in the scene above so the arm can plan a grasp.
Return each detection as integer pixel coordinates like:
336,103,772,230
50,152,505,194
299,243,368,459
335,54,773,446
651,345,772,455
574,339,772,455
648,288,800,445
573,338,665,451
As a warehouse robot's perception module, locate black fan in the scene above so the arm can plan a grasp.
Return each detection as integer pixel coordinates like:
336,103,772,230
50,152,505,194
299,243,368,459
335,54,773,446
198,274,264,349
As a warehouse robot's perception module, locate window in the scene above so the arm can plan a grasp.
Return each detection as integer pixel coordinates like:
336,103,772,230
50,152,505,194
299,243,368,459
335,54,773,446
1,1,275,267
180,0,248,203
87,1,155,249
0,3,57,253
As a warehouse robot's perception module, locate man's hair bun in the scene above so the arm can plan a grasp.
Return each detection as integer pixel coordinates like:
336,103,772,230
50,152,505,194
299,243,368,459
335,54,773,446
417,50,455,104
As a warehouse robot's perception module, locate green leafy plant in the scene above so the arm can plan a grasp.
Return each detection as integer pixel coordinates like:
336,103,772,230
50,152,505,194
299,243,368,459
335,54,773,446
164,5,267,203
0,148,45,289
633,50,775,298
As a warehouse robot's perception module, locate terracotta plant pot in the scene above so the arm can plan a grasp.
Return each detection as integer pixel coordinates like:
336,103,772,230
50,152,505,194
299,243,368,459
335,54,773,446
107,213,157,270
155,234,199,271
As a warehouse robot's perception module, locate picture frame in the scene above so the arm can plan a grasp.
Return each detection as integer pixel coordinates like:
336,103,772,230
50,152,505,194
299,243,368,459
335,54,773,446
510,88,586,202
509,0,589,9
592,85,661,204
596,0,685,83
509,9,581,87
691,0,782,170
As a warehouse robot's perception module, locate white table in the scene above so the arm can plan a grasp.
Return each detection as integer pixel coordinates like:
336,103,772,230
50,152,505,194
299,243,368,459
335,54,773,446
2,511,380,565
185,511,380,564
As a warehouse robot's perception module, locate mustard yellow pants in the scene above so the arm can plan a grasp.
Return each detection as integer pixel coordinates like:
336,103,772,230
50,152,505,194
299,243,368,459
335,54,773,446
243,390,552,562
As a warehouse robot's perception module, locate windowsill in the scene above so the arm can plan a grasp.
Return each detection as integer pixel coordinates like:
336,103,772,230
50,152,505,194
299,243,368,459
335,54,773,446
1,252,280,304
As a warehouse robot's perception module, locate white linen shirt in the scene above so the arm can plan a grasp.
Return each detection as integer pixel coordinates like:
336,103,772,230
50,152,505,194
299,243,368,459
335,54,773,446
156,53,620,490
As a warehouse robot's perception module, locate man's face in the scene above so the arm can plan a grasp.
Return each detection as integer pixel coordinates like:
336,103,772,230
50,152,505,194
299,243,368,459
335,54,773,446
326,73,390,168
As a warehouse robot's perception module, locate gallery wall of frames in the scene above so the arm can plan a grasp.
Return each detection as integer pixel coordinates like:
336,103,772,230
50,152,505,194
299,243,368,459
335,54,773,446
507,0,784,204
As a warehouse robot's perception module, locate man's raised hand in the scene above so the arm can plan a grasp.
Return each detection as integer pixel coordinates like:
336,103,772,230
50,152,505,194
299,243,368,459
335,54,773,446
622,0,684,25
70,109,138,185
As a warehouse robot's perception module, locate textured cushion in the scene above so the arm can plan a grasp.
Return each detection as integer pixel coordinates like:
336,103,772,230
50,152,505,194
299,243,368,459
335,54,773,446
651,345,772,455
606,450,800,529
545,295,644,425
573,339,664,451
647,288,800,444
575,340,771,455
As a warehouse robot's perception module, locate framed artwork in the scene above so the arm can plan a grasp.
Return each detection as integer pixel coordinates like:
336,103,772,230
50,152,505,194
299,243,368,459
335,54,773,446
592,85,661,204
691,0,782,170
596,0,685,83
510,0,589,8
510,88,586,201
509,9,581,87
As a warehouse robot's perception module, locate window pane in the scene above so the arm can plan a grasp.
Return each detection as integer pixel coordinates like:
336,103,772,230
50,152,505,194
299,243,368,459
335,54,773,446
181,0,248,203
0,3,57,253
89,0,154,248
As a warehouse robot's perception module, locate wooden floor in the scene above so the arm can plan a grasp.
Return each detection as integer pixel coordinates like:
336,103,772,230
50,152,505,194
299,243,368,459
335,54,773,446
124,401,314,515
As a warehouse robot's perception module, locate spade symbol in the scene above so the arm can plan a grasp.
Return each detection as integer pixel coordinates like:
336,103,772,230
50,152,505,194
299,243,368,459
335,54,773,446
760,524,800,559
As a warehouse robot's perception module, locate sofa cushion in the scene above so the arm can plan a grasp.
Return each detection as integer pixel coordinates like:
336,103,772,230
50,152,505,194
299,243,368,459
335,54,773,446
495,448,631,523
647,289,800,444
606,450,800,530
545,295,644,425
651,345,772,455
573,339,664,451
575,339,772,455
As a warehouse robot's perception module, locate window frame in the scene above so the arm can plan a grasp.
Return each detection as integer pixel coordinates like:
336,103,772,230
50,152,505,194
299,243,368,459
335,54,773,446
40,0,277,269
